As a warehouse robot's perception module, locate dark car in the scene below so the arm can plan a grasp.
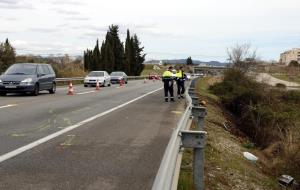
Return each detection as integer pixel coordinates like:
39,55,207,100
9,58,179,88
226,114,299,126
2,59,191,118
0,63,56,96
110,71,128,84
149,74,159,80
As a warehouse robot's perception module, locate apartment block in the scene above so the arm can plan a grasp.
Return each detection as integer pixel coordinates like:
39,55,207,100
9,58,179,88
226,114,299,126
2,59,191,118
280,48,300,65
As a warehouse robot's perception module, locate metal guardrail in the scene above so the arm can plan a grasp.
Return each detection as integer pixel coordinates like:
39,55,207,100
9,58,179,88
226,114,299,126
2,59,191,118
152,77,207,190
55,75,155,82
56,77,84,82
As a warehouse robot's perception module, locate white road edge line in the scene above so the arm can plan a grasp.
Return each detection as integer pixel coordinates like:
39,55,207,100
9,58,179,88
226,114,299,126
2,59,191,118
0,104,18,109
0,87,163,163
77,91,95,95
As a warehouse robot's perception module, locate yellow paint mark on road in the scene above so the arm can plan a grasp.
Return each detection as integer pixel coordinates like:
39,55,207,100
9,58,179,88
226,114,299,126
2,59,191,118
38,124,51,132
11,133,26,137
71,107,91,114
171,111,183,115
60,135,76,146
63,117,72,125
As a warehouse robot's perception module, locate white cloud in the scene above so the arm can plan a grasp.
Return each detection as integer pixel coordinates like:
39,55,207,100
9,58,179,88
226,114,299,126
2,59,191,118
1,0,300,61
0,0,34,9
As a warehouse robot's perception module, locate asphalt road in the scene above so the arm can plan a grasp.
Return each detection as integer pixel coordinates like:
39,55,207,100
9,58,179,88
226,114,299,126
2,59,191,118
0,80,184,190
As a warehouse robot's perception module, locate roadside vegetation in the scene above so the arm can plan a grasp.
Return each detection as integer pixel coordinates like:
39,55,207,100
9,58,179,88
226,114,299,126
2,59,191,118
0,39,15,73
178,76,280,190
214,44,300,182
16,54,86,78
210,69,300,180
179,43,299,189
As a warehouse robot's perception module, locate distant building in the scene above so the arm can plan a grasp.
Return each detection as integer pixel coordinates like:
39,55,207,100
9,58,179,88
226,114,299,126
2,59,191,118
280,48,300,65
198,63,208,67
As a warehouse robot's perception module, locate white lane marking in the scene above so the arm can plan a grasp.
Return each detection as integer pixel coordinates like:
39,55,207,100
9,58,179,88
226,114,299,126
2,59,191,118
76,91,95,95
0,104,18,109
0,87,163,163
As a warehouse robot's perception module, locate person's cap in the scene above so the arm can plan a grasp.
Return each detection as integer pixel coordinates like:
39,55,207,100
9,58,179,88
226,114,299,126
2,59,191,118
168,66,173,70
180,66,183,69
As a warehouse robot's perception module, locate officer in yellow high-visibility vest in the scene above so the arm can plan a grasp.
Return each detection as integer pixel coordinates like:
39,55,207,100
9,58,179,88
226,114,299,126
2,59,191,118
176,66,186,99
162,66,175,102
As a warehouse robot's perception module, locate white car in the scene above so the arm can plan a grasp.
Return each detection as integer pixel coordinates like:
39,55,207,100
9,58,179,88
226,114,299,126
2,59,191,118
84,71,111,87
185,73,191,80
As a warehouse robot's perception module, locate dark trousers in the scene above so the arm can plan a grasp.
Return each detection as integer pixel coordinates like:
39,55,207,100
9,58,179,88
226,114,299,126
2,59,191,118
164,80,174,100
177,80,185,96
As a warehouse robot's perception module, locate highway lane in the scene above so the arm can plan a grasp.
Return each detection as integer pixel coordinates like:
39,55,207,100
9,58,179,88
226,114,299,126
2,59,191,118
0,79,184,190
0,80,163,155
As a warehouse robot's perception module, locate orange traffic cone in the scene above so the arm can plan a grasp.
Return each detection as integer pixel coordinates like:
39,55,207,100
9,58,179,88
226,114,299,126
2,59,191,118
119,79,124,87
67,81,74,95
96,80,101,91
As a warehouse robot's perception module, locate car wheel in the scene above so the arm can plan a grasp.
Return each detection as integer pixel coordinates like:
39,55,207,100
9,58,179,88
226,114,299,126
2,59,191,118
108,82,111,87
125,80,128,84
84,84,88,87
0,92,6,96
49,83,56,94
32,83,39,96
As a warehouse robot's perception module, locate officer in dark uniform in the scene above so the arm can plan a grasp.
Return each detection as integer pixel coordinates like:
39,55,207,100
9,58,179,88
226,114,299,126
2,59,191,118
176,66,186,99
162,66,175,102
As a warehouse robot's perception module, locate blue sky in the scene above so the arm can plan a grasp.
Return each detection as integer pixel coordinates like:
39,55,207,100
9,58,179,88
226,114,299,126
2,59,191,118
0,0,299,62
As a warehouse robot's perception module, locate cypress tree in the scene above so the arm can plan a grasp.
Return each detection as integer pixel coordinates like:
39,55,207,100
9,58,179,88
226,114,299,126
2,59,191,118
83,50,89,71
93,39,101,70
186,56,193,65
99,41,106,71
104,25,124,72
124,29,133,75
84,25,146,75
132,34,145,75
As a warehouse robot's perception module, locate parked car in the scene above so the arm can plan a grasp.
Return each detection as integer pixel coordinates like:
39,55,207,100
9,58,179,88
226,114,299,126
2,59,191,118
0,63,56,96
84,71,111,87
185,73,191,80
110,71,128,84
148,74,159,80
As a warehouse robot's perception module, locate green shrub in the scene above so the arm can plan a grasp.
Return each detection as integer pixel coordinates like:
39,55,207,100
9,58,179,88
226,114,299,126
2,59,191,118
275,83,286,89
209,68,300,179
282,90,300,104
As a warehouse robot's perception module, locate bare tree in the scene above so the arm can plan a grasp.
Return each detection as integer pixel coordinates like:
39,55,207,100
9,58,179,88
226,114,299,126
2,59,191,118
227,43,257,72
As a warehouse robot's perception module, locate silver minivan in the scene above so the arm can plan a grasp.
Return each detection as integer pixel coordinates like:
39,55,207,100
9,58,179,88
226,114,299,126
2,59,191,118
0,63,56,96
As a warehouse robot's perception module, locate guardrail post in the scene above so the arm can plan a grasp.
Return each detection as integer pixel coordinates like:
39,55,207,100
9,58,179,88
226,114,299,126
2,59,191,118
192,106,206,130
189,87,195,91
190,106,207,190
191,96,199,106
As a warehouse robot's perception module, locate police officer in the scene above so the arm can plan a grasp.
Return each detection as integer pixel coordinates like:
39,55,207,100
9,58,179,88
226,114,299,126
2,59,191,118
162,66,175,102
176,66,186,99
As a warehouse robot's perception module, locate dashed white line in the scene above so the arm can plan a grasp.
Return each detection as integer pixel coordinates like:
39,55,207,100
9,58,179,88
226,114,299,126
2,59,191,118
0,87,163,163
76,91,95,95
0,104,18,109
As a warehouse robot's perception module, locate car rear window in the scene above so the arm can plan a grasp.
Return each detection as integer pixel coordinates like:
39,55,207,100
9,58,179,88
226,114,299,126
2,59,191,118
110,72,123,76
5,64,37,75
88,72,104,77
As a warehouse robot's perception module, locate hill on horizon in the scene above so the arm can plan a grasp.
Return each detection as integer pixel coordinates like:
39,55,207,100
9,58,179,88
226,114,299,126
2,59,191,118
144,59,228,66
